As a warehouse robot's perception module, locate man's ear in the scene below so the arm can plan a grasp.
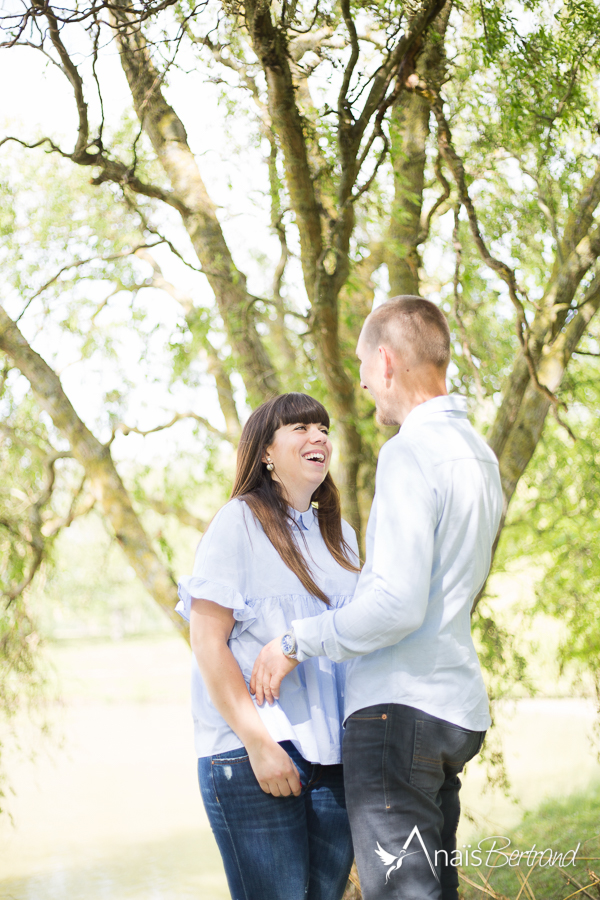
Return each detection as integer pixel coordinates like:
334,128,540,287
378,345,394,380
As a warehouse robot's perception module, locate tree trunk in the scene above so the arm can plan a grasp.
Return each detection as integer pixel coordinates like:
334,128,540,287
109,4,279,407
478,276,600,593
388,6,451,296
389,91,431,296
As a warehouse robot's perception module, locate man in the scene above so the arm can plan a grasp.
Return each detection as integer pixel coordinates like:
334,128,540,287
250,296,503,900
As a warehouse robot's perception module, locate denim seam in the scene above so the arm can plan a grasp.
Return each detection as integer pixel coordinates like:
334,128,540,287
212,756,249,765
350,715,387,720
382,708,391,810
416,755,465,766
209,761,252,900
409,719,424,787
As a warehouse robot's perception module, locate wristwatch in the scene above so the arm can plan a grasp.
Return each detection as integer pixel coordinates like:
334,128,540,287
281,629,298,659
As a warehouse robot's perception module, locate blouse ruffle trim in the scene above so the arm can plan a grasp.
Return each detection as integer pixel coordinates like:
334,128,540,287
176,577,257,634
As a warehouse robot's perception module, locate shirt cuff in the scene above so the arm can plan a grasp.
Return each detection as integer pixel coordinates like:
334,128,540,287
292,612,329,661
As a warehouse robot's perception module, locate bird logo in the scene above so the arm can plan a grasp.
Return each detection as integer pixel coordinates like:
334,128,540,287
374,825,440,884
375,843,421,882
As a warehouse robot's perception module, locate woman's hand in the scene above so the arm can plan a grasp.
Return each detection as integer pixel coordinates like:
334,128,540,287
246,736,302,797
250,636,299,705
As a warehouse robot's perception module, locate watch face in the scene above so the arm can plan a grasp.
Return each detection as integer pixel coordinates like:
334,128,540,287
282,635,293,655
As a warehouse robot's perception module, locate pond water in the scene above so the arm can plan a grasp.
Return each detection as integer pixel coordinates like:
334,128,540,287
0,636,598,900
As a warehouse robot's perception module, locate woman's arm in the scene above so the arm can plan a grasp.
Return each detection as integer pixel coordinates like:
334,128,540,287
190,597,301,797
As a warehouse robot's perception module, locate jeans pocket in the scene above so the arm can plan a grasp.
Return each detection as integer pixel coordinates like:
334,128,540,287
410,719,481,793
211,747,250,765
210,748,253,804
347,703,390,722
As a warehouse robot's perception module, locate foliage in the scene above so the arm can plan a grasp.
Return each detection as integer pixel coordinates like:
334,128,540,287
1,1,600,830
459,780,600,900
497,351,600,692
0,595,48,816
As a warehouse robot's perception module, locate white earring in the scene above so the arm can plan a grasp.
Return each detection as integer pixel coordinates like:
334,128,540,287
265,457,274,471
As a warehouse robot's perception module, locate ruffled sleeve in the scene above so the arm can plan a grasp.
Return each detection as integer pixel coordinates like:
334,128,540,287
176,500,256,633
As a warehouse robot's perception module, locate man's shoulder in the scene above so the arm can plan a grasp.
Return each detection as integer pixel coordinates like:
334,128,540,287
395,414,497,466
375,421,499,501
377,431,433,485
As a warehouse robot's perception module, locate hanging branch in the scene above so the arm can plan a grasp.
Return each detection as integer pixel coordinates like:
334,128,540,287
3,452,57,604
43,478,96,537
110,411,232,443
144,497,206,532
410,74,571,418
452,206,484,404
419,153,452,243
15,241,170,323
0,303,185,633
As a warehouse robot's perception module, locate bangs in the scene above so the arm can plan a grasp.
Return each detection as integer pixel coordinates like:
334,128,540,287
274,393,330,429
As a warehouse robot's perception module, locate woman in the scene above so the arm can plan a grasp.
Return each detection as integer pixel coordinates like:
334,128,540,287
176,392,360,900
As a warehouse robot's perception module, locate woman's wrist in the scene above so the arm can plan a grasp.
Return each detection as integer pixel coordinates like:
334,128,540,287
241,727,277,754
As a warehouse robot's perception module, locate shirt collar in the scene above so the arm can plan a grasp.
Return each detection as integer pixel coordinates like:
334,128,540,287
289,505,316,531
401,394,468,432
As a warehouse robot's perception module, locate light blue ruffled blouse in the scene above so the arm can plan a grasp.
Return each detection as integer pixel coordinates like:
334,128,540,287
176,498,359,765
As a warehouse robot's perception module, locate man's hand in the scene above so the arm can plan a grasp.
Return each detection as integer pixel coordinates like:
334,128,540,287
250,636,299,705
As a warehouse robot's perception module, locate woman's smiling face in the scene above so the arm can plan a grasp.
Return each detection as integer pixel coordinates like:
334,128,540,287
263,421,332,510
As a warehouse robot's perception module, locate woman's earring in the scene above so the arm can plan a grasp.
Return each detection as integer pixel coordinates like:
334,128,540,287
265,457,274,472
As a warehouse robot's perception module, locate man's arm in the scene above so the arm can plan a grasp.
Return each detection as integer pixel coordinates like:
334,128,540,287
294,441,436,661
250,440,437,703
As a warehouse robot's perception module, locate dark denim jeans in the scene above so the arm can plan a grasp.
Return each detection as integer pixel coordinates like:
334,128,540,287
343,703,485,900
198,740,353,900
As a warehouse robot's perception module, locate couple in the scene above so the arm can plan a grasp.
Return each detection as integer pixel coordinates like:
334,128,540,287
176,296,503,900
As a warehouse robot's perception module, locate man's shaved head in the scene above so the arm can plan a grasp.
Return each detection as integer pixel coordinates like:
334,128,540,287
362,295,451,370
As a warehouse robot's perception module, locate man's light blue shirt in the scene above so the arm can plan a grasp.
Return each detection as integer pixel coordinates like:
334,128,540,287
293,394,503,731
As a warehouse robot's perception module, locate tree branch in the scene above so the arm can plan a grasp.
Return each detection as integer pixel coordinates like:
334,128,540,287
338,0,360,126
0,302,186,636
133,248,242,436
107,0,279,403
111,411,232,443
349,0,447,157
43,478,96,537
452,206,484,404
561,159,600,258
412,75,570,415
419,153,451,242
0,134,189,215
0,423,72,463
244,0,324,297
145,496,206,531
15,241,170,322
33,0,89,156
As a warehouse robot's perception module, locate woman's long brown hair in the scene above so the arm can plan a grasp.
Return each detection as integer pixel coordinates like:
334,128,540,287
230,393,360,605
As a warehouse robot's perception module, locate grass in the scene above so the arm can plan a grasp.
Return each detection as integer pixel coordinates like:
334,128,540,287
459,782,600,900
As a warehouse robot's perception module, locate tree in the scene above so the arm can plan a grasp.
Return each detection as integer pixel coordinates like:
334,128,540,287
1,0,600,714
3,7,600,896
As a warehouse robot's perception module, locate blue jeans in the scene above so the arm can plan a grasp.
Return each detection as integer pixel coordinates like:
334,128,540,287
343,703,485,900
198,740,354,900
